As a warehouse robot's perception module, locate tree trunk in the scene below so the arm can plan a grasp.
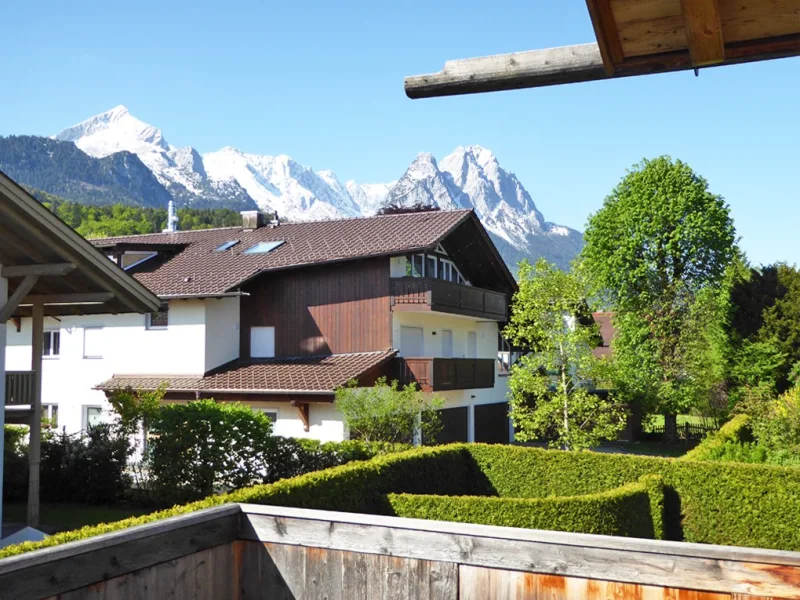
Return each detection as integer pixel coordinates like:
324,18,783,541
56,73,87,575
664,412,678,443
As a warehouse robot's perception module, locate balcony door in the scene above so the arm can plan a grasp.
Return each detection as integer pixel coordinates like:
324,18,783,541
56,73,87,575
400,326,424,357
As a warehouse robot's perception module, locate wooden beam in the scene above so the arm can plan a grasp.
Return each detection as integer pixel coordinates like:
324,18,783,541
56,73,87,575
680,0,725,66
20,292,114,306
291,401,310,432
404,43,606,99
584,0,625,74
28,302,44,528
1,263,76,278
0,274,39,323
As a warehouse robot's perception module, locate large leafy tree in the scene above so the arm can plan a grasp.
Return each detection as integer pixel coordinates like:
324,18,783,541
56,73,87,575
504,260,626,450
581,157,736,438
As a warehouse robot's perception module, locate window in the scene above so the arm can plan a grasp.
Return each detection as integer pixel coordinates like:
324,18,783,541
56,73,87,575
146,305,169,329
441,330,453,358
251,326,276,358
214,240,240,252
400,326,424,357
83,327,104,359
411,254,425,277
243,240,284,255
259,410,278,424
467,332,477,359
43,330,60,358
426,255,437,278
83,406,103,430
42,404,58,428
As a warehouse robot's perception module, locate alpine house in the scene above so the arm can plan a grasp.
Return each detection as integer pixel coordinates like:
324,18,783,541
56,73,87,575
5,209,518,443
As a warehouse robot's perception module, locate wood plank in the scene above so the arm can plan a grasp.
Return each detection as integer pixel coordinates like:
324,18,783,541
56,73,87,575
20,292,115,306
0,263,75,278
680,0,725,66
719,0,800,44
586,0,626,72
0,274,38,323
0,506,240,599
404,44,606,98
240,508,800,598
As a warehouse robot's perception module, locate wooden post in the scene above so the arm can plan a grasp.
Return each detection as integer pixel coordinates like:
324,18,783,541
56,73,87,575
28,301,43,528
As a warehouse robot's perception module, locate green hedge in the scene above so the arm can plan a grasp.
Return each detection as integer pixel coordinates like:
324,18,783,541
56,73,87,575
2,442,798,560
682,414,752,462
388,474,665,539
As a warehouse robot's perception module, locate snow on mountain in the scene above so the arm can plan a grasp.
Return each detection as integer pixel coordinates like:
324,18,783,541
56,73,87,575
52,106,583,269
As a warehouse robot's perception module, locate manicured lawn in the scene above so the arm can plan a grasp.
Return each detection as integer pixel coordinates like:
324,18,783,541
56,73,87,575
3,503,149,533
610,442,689,458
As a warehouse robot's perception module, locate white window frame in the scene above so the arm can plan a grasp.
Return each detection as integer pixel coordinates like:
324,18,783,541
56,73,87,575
43,329,61,359
42,403,59,428
146,305,169,330
250,326,276,358
259,409,279,424
83,405,103,430
441,329,453,358
83,327,104,359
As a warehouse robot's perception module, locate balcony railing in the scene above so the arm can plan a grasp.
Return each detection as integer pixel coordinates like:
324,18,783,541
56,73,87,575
390,277,507,321
394,357,495,392
6,371,35,406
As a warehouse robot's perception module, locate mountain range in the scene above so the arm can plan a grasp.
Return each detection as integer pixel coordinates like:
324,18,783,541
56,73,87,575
0,105,583,270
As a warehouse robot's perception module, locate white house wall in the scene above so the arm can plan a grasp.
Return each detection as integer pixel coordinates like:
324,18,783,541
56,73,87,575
228,400,345,443
4,299,234,435
392,312,496,359
204,297,241,371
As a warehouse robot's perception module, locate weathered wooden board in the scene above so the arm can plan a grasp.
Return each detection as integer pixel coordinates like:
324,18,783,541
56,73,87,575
0,504,240,600
237,541,458,600
680,0,725,66
239,505,800,598
459,566,750,600
54,543,237,600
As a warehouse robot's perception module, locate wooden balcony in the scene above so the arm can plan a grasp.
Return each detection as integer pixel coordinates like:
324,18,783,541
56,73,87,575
5,371,35,407
394,357,495,392
390,277,507,321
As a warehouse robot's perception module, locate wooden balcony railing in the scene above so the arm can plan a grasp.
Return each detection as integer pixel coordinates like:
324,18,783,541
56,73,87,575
6,371,35,406
394,357,495,392
390,277,507,321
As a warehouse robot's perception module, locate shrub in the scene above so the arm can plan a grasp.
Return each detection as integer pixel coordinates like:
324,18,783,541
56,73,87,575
387,474,665,539
40,425,132,505
682,414,752,462
3,425,29,502
148,400,274,502
334,377,443,443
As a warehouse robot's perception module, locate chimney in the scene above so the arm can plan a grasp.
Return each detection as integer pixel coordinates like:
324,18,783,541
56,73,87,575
241,211,279,230
162,200,179,233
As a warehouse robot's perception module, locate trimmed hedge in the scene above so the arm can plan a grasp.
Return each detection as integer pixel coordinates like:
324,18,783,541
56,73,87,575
682,415,752,462
2,442,798,559
387,474,665,539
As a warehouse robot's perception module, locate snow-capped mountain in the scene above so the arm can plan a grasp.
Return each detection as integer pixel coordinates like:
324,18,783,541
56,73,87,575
48,106,583,269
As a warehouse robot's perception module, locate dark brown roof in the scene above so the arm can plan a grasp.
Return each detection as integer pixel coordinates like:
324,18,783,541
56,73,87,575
592,311,614,359
91,210,473,297
95,350,397,396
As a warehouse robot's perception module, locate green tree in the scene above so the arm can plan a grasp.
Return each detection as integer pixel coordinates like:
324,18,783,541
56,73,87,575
581,157,736,439
334,377,443,444
504,260,626,450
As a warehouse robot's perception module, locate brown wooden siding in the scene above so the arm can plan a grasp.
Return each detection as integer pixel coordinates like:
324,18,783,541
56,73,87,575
394,358,495,392
390,277,508,321
241,258,391,358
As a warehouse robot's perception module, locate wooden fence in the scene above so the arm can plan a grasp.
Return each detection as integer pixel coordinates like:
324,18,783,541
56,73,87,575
0,504,798,599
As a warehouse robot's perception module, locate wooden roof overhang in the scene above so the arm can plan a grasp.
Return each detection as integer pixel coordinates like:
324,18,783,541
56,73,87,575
0,171,161,320
404,0,800,98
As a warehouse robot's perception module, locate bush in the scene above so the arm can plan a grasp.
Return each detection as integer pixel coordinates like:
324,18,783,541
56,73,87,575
40,425,132,505
148,400,274,502
387,474,665,539
146,399,412,503
3,425,29,502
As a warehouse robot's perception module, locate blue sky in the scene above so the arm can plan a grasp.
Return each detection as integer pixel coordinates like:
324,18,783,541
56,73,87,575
1,0,798,266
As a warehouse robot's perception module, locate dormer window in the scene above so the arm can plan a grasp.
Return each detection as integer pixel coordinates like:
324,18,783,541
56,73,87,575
214,240,240,252
243,240,285,255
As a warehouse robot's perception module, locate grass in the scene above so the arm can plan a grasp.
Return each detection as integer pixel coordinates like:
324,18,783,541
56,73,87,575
612,442,689,458
3,503,149,533
643,414,715,430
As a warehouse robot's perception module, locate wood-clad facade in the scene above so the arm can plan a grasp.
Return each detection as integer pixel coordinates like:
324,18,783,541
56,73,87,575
240,257,392,359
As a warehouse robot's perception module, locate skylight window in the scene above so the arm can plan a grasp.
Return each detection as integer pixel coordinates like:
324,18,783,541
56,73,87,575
214,240,240,252
243,240,285,255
